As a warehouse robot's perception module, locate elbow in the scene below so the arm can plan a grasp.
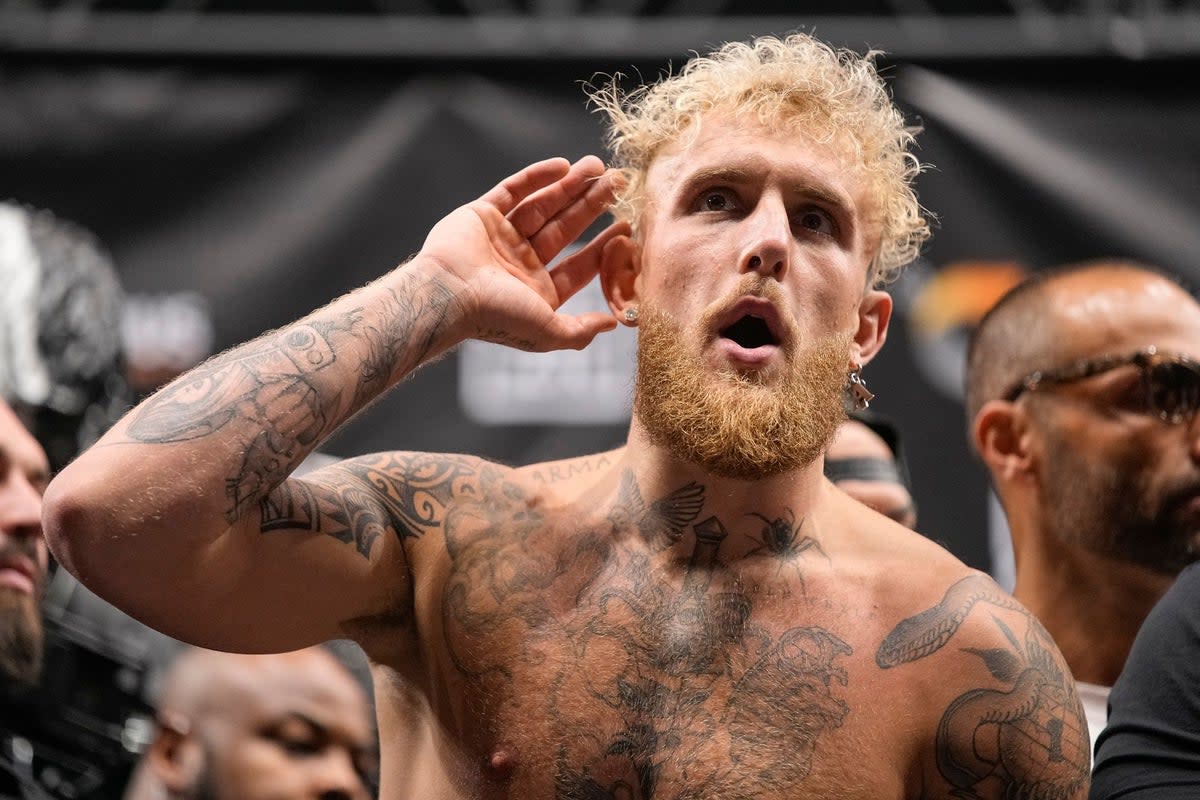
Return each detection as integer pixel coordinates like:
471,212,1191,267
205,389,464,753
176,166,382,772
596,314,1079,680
41,468,101,578
41,460,130,586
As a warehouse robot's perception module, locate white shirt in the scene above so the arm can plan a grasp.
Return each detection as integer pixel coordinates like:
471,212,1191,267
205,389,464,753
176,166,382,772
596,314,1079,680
1076,679,1111,769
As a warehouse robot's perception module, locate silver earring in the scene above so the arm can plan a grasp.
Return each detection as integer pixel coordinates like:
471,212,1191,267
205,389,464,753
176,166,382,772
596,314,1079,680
624,307,639,323
847,365,875,410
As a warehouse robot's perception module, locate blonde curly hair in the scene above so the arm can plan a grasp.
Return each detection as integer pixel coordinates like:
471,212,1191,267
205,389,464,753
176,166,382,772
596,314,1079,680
589,33,930,286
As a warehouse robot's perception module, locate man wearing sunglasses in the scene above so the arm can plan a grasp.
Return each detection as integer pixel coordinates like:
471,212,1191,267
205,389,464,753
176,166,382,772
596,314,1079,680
965,260,1200,759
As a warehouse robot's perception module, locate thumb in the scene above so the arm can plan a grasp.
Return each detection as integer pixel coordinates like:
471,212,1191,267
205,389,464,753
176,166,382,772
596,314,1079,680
543,311,619,351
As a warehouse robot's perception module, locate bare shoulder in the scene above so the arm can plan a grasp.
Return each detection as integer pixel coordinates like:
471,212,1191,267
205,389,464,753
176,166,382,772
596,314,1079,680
512,447,625,500
875,571,1090,800
272,449,532,547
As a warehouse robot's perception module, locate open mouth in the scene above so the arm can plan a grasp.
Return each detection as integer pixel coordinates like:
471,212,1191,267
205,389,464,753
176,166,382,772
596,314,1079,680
720,314,779,350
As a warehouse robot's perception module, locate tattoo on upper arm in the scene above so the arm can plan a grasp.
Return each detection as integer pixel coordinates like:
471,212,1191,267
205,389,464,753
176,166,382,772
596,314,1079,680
259,453,479,558
126,271,457,521
875,575,1023,669
877,576,1090,799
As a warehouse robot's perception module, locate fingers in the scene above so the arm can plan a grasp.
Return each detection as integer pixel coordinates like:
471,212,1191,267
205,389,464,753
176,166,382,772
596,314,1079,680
542,311,619,351
528,168,624,266
479,157,572,216
506,156,606,239
549,220,632,305
508,156,620,258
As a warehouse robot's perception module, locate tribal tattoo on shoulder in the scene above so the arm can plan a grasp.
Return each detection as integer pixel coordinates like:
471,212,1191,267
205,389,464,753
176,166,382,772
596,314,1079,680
259,453,481,557
125,274,457,521
877,575,1090,800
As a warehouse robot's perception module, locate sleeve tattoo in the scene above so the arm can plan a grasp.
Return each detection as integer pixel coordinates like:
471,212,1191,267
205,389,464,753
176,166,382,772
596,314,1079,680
126,275,457,521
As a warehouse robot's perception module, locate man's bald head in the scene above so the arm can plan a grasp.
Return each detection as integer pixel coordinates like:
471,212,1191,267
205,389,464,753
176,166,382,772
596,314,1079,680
157,646,362,726
131,646,375,800
965,260,1197,433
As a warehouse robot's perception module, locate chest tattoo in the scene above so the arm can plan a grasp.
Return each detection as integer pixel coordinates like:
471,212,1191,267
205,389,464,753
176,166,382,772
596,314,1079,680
442,469,852,799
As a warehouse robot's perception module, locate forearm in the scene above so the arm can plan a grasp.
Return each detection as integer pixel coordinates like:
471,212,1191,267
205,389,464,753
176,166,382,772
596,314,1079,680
46,258,467,560
45,154,617,614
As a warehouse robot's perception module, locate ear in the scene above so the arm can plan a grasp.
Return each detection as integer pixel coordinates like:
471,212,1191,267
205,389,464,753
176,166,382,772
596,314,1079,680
599,231,641,325
147,713,204,796
850,289,892,366
973,399,1036,483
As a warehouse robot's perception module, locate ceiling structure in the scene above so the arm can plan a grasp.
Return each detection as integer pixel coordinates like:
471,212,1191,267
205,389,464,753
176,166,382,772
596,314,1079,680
1,0,1197,60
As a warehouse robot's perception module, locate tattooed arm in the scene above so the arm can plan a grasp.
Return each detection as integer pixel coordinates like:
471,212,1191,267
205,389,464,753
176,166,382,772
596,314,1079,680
877,574,1090,800
41,156,625,652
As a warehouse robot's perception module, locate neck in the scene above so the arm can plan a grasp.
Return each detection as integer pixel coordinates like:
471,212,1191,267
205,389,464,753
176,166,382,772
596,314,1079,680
1008,508,1173,686
619,416,830,560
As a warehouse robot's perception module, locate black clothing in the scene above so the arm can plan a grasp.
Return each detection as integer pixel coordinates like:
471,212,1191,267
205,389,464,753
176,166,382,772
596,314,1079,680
1091,562,1200,799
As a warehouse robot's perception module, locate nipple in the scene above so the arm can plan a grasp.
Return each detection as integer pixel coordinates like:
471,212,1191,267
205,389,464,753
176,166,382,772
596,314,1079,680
485,743,518,780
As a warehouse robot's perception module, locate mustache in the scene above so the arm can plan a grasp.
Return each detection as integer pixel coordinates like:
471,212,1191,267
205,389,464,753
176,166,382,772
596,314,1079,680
0,539,40,565
1163,475,1200,514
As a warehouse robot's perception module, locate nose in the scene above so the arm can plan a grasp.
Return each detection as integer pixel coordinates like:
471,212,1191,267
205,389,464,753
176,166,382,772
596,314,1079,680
0,470,43,544
739,196,790,280
310,749,368,800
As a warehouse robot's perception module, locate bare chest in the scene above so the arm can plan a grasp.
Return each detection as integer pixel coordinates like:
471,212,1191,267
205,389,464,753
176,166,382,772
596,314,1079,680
429,515,914,800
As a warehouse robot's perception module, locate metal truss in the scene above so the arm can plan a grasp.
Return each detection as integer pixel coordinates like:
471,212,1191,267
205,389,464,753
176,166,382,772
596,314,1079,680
2,0,1199,59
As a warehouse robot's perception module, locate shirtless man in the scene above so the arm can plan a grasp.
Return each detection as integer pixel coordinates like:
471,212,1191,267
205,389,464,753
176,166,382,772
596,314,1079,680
43,34,1089,799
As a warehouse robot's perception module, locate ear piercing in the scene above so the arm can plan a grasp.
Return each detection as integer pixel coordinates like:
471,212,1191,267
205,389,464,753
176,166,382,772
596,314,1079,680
625,307,639,323
847,364,875,410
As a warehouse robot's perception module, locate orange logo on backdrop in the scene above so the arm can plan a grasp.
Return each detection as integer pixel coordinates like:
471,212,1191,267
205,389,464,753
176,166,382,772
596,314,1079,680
909,261,1029,336
899,260,1029,402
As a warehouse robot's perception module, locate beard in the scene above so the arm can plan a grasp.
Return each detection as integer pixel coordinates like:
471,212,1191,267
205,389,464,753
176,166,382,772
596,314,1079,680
634,302,850,481
188,764,220,800
1039,423,1200,575
0,585,43,686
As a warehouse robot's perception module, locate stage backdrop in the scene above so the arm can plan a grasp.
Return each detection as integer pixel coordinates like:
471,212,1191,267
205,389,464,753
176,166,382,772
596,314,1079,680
4,55,1199,574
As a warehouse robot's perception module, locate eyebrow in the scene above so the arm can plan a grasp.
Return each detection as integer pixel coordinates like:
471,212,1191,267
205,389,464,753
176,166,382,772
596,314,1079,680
281,711,372,751
0,445,51,489
677,164,856,220
679,165,755,191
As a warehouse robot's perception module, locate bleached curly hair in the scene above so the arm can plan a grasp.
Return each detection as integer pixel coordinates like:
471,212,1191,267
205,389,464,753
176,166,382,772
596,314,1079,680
589,33,930,286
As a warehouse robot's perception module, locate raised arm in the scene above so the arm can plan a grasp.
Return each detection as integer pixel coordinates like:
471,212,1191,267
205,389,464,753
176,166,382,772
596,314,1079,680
42,155,626,652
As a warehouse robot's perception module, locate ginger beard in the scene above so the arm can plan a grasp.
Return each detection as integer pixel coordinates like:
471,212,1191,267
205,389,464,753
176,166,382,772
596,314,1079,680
634,300,851,481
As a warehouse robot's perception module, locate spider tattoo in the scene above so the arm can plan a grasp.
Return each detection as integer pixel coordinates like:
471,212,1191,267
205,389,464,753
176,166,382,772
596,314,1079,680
746,509,828,563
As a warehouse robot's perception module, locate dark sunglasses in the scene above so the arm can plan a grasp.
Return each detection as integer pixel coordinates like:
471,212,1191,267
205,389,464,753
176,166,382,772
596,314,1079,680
1002,346,1200,424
